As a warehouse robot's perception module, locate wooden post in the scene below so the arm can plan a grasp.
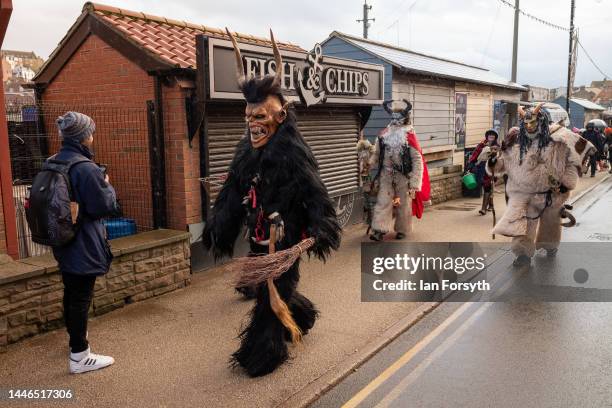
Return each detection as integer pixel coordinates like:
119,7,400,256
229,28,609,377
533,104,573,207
0,0,18,259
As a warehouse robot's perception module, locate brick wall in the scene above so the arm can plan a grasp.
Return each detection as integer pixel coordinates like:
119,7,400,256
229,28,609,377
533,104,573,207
40,34,202,232
161,82,201,230
429,170,463,205
0,230,191,351
41,34,155,231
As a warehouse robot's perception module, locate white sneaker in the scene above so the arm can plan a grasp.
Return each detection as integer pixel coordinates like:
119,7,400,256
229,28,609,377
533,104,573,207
69,347,114,374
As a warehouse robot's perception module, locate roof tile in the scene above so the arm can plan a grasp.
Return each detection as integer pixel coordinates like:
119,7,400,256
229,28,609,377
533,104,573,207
116,8,143,20
85,2,305,69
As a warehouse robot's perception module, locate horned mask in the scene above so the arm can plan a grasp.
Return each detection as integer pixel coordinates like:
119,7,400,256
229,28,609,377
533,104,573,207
382,99,412,127
518,103,545,139
226,28,290,148
517,102,552,164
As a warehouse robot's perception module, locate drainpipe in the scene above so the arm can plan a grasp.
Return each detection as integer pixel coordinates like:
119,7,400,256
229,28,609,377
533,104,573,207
0,0,18,258
151,74,168,229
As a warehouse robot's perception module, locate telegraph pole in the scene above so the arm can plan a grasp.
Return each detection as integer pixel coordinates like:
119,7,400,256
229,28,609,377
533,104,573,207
511,0,519,82
357,1,375,39
565,0,576,114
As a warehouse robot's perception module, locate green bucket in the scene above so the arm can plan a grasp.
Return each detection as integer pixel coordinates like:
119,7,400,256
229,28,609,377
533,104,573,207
462,172,478,190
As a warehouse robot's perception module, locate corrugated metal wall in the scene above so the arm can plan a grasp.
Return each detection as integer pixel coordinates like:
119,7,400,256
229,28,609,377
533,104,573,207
392,75,455,149
456,83,493,147
205,104,360,200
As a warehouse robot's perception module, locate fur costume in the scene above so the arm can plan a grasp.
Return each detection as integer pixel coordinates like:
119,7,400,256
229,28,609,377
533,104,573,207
486,104,593,259
202,29,341,377
357,128,429,228
365,101,424,239
369,125,423,236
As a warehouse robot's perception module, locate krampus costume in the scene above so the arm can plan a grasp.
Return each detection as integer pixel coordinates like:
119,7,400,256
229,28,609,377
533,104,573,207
363,100,424,241
468,129,500,215
486,103,592,267
202,29,341,377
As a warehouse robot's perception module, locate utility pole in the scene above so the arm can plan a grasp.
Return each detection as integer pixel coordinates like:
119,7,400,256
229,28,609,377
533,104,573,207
565,0,576,114
511,0,519,83
357,1,375,39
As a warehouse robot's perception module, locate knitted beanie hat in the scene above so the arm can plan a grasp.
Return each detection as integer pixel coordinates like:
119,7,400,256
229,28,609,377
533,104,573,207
56,111,96,142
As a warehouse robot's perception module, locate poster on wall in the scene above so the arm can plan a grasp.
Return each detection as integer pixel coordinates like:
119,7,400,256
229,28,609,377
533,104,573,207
493,100,506,135
455,93,467,147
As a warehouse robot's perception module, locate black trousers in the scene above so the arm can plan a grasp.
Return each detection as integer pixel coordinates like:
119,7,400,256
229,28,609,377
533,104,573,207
588,155,598,176
62,273,96,353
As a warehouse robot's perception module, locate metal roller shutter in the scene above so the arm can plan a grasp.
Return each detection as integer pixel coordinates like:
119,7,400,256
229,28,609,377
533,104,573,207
205,104,360,201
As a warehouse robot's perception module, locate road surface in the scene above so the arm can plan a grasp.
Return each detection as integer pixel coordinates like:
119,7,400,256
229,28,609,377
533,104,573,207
313,176,612,408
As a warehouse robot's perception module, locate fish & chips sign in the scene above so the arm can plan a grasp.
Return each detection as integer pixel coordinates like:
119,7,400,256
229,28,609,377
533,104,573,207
202,37,384,106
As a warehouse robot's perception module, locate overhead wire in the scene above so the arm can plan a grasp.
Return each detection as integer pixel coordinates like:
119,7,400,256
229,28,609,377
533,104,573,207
480,0,503,67
577,39,610,79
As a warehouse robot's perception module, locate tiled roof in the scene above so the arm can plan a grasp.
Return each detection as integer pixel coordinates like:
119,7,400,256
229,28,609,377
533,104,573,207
325,31,525,91
86,2,305,69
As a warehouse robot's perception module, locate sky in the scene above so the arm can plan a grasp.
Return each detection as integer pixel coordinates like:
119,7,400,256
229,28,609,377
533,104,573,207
3,0,610,88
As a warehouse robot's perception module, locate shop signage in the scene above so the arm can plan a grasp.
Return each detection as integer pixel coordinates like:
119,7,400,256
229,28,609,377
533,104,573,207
201,36,384,106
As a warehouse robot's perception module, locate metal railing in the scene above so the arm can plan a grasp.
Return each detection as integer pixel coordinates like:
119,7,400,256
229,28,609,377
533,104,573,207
7,101,155,258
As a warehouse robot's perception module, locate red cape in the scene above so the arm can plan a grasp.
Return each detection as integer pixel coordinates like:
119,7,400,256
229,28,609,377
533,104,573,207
406,130,430,218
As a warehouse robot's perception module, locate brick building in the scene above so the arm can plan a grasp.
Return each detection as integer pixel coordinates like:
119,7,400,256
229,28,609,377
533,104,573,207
32,2,305,238
29,2,388,263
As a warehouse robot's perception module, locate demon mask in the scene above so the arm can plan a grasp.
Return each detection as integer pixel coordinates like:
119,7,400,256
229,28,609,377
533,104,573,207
518,103,547,140
226,28,289,148
517,102,552,164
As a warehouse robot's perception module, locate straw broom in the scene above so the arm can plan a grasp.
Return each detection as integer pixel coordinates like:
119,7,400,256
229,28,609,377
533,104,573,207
233,235,315,289
233,225,310,344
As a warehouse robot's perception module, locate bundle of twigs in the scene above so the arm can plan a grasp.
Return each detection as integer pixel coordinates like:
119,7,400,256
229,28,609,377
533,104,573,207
233,237,315,288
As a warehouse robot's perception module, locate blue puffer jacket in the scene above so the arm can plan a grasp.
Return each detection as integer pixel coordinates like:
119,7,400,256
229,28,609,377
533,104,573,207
51,139,120,276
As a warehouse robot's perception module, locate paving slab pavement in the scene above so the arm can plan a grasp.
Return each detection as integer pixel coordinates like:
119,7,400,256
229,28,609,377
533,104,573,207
0,224,426,408
0,171,606,408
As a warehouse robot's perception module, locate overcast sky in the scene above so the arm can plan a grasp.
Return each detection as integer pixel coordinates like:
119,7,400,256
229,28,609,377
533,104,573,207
3,0,610,88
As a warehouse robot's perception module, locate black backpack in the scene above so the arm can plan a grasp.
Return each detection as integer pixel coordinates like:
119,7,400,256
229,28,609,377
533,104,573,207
26,155,91,247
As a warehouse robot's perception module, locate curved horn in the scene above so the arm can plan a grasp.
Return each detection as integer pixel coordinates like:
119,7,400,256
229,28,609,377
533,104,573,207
533,102,544,116
401,99,412,117
518,105,526,118
269,29,283,87
382,100,394,115
225,28,245,83
560,208,577,228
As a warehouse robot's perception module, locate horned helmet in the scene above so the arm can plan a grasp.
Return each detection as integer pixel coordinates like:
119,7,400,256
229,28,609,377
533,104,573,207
382,99,412,127
226,28,290,148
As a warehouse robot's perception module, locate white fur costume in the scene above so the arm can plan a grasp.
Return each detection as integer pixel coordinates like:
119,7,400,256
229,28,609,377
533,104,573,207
486,125,591,257
369,125,423,235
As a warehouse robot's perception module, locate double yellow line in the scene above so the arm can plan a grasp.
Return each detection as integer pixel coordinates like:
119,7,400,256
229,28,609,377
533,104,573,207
342,254,522,408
